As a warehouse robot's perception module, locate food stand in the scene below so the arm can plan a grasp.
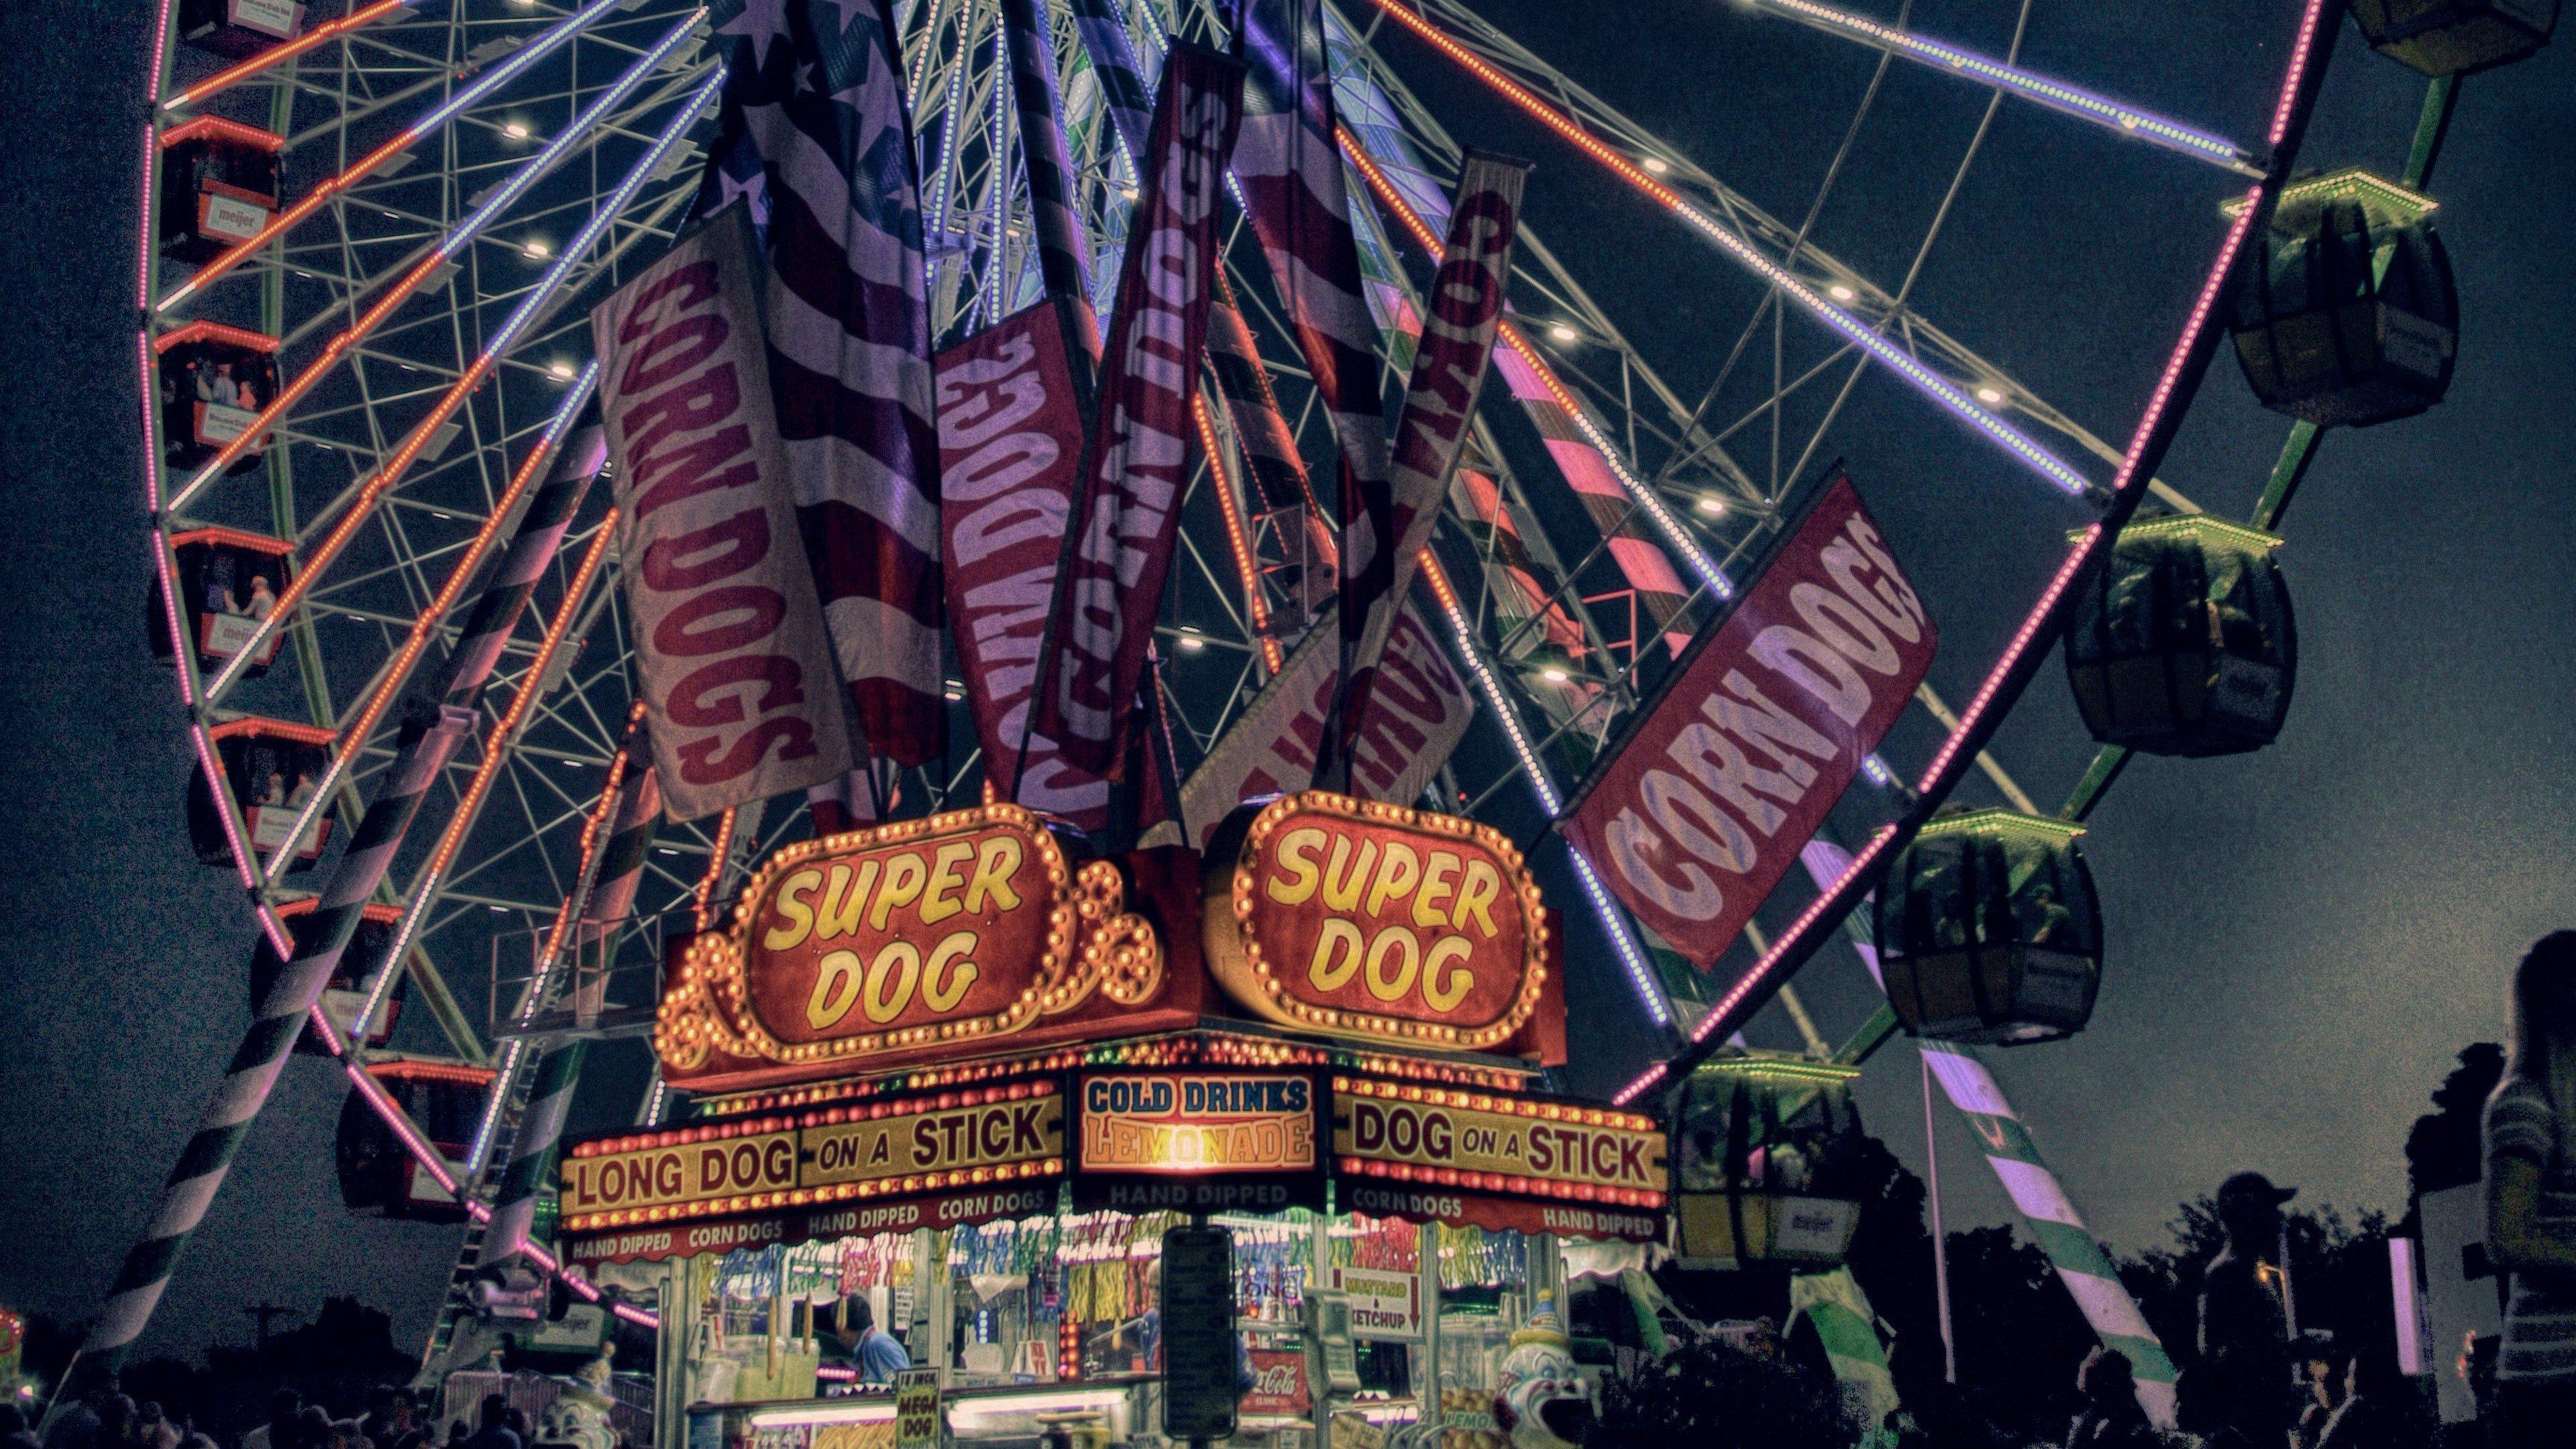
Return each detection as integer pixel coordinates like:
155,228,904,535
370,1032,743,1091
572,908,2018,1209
553,794,1668,1449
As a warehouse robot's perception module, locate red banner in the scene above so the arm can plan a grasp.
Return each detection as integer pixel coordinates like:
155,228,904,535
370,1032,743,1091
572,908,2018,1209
1337,1181,1664,1244
561,1180,1063,1267
592,210,859,821
1561,472,1933,965
1179,600,1470,849
1342,152,1527,755
1032,45,1245,775
936,303,1108,828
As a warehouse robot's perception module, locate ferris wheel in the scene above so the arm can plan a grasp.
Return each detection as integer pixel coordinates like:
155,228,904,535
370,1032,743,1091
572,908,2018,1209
95,0,2543,1405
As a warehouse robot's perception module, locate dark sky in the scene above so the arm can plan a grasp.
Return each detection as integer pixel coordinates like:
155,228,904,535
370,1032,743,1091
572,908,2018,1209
4,0,2572,1366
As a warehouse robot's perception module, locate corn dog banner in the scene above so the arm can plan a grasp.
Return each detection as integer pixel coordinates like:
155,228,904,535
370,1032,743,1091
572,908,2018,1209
1560,472,1935,965
592,211,859,820
936,302,1110,830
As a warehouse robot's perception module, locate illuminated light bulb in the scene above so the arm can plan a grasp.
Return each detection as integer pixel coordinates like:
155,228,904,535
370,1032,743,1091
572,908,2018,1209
1977,385,2008,405
1179,629,1205,652
503,121,532,140
1828,283,1858,302
547,360,576,380
525,239,551,259
1547,323,1579,344
1697,496,1727,516
1640,155,1669,174
1541,667,1569,684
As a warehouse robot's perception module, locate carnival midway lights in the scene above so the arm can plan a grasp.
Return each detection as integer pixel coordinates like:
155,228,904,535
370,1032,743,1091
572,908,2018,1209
73,0,2559,1444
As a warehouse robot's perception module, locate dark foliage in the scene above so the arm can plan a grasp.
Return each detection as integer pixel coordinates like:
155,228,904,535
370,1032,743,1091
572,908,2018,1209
1594,1336,1857,1449
2404,1044,2504,1201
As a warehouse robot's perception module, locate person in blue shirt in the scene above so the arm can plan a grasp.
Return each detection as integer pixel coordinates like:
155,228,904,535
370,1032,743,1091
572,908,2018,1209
827,1298,913,1385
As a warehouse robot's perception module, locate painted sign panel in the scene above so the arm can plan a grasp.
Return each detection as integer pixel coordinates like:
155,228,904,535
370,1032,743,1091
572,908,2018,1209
1328,1266,1422,1340
1072,1069,1326,1213
1332,1082,1664,1206
557,1083,1065,1233
1562,472,1935,965
1336,1183,1663,1245
562,1179,1064,1267
1203,792,1546,1050
655,802,1163,1073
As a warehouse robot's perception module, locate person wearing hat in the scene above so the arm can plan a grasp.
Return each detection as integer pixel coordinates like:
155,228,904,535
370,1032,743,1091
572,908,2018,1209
2483,930,2576,1448
2196,1171,2297,1446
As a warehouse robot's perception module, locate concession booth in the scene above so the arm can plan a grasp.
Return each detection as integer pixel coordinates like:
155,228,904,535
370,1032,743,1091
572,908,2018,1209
555,794,1667,1449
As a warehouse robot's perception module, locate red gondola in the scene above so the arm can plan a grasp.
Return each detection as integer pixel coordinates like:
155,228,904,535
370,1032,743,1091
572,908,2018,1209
156,323,281,476
150,527,294,675
186,717,334,871
336,1059,494,1222
250,900,407,1054
178,0,306,60
158,117,284,263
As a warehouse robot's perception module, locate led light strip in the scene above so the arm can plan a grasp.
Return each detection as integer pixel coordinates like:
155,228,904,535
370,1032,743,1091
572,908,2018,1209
187,66,722,702
158,0,671,312
1359,0,2094,499
1192,392,1285,673
356,511,621,1041
1419,555,1672,1027
260,365,600,884
1750,0,2257,174
1613,0,2340,1106
164,11,705,506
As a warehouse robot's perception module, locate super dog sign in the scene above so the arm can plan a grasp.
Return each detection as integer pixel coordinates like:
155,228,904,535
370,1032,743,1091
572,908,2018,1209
1202,792,1546,1051
655,802,1163,1074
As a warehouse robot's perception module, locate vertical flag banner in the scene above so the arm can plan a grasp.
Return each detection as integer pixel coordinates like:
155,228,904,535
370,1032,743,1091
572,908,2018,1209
698,0,945,765
937,301,1110,829
1343,151,1527,741
998,0,1103,373
1236,0,1395,776
1179,599,1471,849
1561,473,1935,965
592,210,860,822
1031,45,1246,776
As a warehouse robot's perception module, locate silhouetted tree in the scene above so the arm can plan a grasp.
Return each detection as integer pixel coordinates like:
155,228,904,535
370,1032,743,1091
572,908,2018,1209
1595,1335,1856,1449
2405,1044,2505,1201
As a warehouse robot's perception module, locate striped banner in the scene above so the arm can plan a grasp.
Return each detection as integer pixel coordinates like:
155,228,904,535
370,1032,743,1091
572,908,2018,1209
1237,0,1395,784
701,0,947,766
70,426,607,1383
998,0,1101,375
1788,1268,1901,1445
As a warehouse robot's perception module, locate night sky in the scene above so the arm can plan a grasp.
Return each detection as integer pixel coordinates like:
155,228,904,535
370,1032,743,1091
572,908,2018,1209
4,0,2573,1366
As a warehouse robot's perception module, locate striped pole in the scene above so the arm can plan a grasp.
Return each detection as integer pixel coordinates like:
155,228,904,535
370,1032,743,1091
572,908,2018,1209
64,432,610,1389
1919,1043,2180,1428
998,0,1100,378
478,744,660,1266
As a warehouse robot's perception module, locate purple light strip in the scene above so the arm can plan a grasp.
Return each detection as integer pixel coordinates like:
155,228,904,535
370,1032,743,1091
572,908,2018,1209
1613,0,2336,1107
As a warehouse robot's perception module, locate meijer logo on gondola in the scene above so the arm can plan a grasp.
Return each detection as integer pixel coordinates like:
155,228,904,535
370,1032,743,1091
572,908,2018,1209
1203,792,1548,1051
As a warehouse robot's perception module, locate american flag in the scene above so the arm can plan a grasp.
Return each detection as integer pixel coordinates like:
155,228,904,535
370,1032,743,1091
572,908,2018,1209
1234,0,1393,785
698,0,945,765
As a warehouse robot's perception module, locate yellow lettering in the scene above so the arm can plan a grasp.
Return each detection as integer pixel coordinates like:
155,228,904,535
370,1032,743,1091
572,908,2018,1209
1454,859,1503,938
1266,828,1326,905
1365,841,1421,918
818,860,878,941
869,853,928,931
1421,936,1475,1013
862,941,920,1022
964,835,1024,913
922,931,978,1012
1307,917,1363,991
920,841,975,925
807,949,864,1030
1415,852,1461,930
763,868,822,951
1322,837,1378,912
1364,925,1421,1003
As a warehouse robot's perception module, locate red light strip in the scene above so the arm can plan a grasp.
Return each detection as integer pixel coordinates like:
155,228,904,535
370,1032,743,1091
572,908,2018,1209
163,0,411,111
260,392,595,881
694,806,739,931
1193,392,1284,673
1612,0,2332,1105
